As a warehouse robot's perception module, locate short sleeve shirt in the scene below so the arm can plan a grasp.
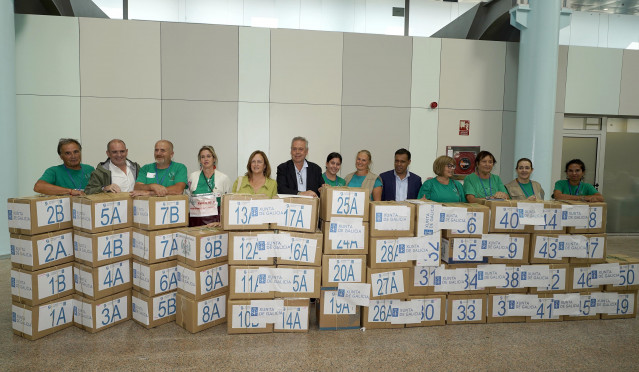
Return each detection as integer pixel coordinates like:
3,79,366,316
553,180,598,196
463,172,508,198
322,173,346,187
136,162,188,187
39,164,95,190
417,178,465,203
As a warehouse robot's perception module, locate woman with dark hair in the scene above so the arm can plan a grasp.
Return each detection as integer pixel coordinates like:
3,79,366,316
232,150,277,198
418,155,465,202
322,152,346,186
463,150,509,203
553,159,604,202
187,145,231,226
505,158,545,200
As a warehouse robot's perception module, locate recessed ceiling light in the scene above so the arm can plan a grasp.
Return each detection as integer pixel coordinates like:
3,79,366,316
603,8,608,10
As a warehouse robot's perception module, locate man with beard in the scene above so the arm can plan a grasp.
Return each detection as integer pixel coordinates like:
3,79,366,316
132,140,187,196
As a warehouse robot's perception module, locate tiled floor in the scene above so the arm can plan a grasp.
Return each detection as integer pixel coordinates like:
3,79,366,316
2,237,638,371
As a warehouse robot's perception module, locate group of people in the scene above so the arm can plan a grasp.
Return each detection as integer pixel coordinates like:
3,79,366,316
34,137,604,227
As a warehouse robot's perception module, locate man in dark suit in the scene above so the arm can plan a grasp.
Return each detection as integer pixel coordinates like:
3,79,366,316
276,136,324,197
380,148,422,201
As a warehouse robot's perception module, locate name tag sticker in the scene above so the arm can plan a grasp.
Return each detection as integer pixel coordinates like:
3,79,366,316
147,172,156,178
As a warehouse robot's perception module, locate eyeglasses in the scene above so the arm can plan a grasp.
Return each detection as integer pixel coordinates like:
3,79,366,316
447,164,456,169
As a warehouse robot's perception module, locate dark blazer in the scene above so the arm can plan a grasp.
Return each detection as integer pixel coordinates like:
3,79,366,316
276,159,324,196
379,170,422,201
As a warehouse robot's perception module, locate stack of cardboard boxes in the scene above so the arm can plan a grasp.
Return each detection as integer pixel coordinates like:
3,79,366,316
224,194,321,334
130,195,189,328
317,187,369,330
175,226,229,333
72,193,134,332
9,195,76,340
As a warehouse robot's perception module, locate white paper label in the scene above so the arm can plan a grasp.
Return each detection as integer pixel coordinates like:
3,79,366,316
36,198,71,228
327,258,363,283
536,268,567,291
324,290,357,314
608,293,635,315
534,208,563,231
132,296,149,325
561,204,589,227
177,265,196,294
552,293,581,316
95,295,128,329
74,267,94,297
496,266,524,289
38,298,73,331
266,268,315,294
73,234,92,263
371,270,405,297
257,233,291,258
592,292,619,314
154,233,178,260
392,300,423,324
197,294,226,326
557,234,588,258
412,202,441,236
233,235,267,261
373,205,411,231
8,202,31,230
477,264,507,287
517,202,545,225
132,231,150,260
284,236,318,264
36,232,73,266
152,292,177,321
590,263,620,285
374,239,404,264
274,305,309,331
520,265,550,287
153,200,186,226
452,211,485,235
11,271,33,299
232,304,266,329
494,206,524,230
97,231,130,261
331,190,366,217
491,295,508,318
328,217,365,251
98,261,130,291
154,266,178,294
437,207,467,231
451,238,483,262
36,266,72,299
249,299,284,323
133,200,150,224
401,233,440,265
434,267,467,292
200,264,229,295
368,299,400,323
413,266,438,288
587,236,605,259
451,298,483,322
533,236,562,260
234,268,269,294
505,294,539,316
530,298,561,320
276,202,313,230
572,267,596,290
12,305,33,336
197,233,228,262
133,261,150,291
93,200,128,228
10,237,34,266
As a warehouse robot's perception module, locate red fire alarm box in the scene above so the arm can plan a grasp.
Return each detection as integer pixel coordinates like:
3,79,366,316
446,146,480,178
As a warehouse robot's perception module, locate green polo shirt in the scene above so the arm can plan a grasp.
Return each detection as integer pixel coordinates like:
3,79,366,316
136,162,187,187
39,164,95,190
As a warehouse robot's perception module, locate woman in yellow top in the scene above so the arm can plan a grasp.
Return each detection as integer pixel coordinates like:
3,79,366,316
344,150,382,201
505,158,545,200
232,150,277,198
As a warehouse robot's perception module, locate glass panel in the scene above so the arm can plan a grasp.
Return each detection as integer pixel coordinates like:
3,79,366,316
129,0,180,22
603,132,639,233
561,136,598,185
92,0,123,19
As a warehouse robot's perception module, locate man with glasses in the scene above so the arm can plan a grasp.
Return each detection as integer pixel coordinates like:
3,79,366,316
380,148,422,201
34,138,95,196
276,136,324,197
132,140,187,196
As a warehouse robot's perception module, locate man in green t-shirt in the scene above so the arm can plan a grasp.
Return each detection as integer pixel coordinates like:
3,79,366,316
33,138,95,196
132,140,187,197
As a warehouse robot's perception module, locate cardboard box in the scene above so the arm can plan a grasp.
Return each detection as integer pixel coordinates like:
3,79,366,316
10,229,74,271
487,234,530,264
446,294,487,324
404,295,447,327
322,219,368,255
228,231,276,266
177,262,229,300
227,299,274,334
601,290,637,319
369,201,415,238
322,255,367,286
11,263,74,306
176,292,227,333
488,264,527,294
441,263,489,294
563,291,601,321
132,227,181,264
8,195,72,235
221,193,270,231
561,201,607,234
407,200,442,237
367,267,409,300
176,227,228,267
529,234,569,264
229,265,275,300
275,231,323,266
528,263,570,294
320,186,370,222
483,200,533,234
74,259,132,300
605,254,639,291
408,265,438,295
361,299,404,329
487,294,526,323
274,298,310,333
73,227,132,267
368,237,419,269
132,260,178,297
131,290,177,328
526,293,563,322
442,203,490,238
73,290,132,332
441,237,489,264
317,287,361,330
274,265,321,298
569,233,607,264
133,195,189,230
271,195,320,233
531,201,566,234
12,295,74,340
72,193,133,233
570,264,603,293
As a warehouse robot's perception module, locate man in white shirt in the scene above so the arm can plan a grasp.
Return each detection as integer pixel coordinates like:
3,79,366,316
85,139,141,194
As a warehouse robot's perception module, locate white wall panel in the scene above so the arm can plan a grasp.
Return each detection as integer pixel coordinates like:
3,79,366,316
80,97,161,169
15,15,79,96
411,37,441,109
16,95,80,196
439,39,506,111
500,110,516,183
569,12,601,47
239,27,270,103
270,29,343,105
409,108,438,180
556,45,569,113
238,102,270,177
503,42,519,112
565,46,622,115
619,50,639,116
607,14,639,50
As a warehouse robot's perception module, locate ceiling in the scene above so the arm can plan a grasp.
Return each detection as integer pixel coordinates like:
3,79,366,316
565,0,639,15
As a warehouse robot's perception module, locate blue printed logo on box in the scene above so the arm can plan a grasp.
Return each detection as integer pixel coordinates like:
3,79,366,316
74,307,78,316
11,245,15,255
558,242,564,251
439,213,445,223
434,276,441,285
330,223,337,233
508,300,515,309
257,274,266,284
591,271,597,280
251,307,258,316
133,269,137,278
562,211,568,220
553,300,560,309
477,271,484,280
590,299,596,307
8,210,12,220
257,241,265,251
74,274,78,282
12,312,16,322
521,272,527,281
375,213,382,223
133,206,137,215
11,278,15,288
338,289,345,297
424,229,433,235
250,207,258,217
132,303,136,312
517,209,524,218
398,244,405,254
176,272,181,281
481,241,487,250
391,308,398,317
